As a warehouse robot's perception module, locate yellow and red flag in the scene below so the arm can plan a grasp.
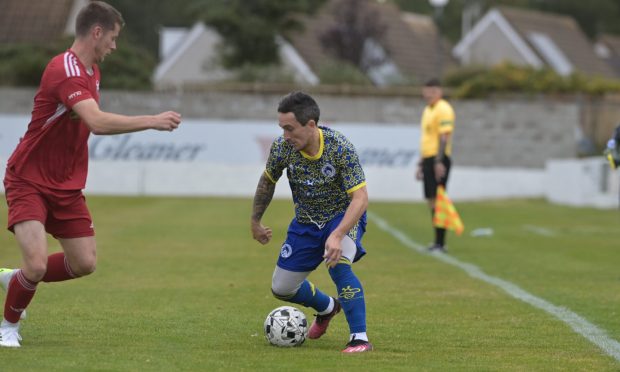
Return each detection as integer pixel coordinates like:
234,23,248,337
433,186,464,235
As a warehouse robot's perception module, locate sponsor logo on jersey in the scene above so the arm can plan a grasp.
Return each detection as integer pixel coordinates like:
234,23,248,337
68,91,82,100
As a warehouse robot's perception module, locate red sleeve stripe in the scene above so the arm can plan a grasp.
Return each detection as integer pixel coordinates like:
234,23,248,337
63,52,81,77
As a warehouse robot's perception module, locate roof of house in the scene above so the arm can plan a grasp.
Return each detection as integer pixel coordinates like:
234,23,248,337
285,0,455,83
596,33,620,76
0,0,84,44
454,6,617,78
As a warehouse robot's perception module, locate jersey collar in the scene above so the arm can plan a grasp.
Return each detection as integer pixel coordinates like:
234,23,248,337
300,128,324,160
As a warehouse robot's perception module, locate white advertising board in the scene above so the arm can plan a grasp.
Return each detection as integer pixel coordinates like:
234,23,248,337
0,115,422,200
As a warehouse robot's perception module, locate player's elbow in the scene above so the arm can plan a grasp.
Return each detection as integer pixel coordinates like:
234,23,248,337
85,117,111,135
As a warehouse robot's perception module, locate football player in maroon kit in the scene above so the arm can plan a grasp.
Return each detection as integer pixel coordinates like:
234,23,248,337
0,1,181,347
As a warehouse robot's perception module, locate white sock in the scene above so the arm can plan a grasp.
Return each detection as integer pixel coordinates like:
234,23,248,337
318,297,334,315
1,319,19,328
350,332,368,342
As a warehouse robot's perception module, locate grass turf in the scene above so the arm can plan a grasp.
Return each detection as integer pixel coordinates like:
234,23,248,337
0,196,618,371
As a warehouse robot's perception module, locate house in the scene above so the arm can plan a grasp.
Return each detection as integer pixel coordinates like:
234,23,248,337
453,6,617,78
0,0,88,44
153,23,234,89
153,23,319,90
153,0,456,89
285,0,456,85
595,34,620,77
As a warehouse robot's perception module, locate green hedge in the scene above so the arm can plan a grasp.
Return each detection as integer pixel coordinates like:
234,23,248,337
0,39,154,90
444,63,620,98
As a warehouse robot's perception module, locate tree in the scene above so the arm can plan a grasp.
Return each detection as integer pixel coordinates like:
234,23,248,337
104,0,196,56
319,0,387,72
190,0,326,68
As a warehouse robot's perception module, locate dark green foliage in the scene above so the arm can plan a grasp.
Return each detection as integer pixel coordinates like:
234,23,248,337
104,0,196,56
316,61,372,85
233,63,296,84
0,38,154,90
0,41,67,86
98,42,156,90
191,0,327,68
445,63,620,98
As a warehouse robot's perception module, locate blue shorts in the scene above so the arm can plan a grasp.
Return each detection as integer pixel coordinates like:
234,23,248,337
277,212,367,272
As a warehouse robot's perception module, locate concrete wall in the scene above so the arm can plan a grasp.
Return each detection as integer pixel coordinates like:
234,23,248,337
0,88,579,169
1,88,618,208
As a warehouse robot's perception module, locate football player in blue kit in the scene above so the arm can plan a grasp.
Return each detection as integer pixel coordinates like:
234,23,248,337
251,91,372,353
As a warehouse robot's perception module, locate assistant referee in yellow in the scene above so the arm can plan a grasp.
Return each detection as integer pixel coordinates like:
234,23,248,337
415,78,455,253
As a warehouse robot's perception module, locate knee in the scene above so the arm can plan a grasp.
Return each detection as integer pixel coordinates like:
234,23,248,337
271,286,291,300
23,260,48,282
71,258,97,277
271,281,298,300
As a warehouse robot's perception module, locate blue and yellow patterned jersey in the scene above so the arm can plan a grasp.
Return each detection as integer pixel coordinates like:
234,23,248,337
264,126,366,226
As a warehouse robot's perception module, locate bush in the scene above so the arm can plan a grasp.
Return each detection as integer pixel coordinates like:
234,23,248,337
98,42,155,90
232,63,296,84
0,38,154,90
445,62,620,98
0,42,65,86
316,60,372,85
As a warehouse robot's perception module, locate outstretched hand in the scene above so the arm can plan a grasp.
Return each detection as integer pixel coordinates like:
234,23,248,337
153,111,182,131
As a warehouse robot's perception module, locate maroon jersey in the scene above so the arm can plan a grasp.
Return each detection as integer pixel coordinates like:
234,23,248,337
7,50,100,190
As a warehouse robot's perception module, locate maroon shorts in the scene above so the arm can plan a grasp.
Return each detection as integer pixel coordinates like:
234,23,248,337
4,171,94,239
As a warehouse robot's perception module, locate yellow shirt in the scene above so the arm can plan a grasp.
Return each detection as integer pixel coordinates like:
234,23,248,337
420,99,455,158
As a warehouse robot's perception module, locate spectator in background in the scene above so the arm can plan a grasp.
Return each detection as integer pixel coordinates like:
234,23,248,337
0,1,181,348
415,78,455,253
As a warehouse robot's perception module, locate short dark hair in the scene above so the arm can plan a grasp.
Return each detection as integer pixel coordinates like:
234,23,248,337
424,78,442,87
75,1,125,37
277,91,320,126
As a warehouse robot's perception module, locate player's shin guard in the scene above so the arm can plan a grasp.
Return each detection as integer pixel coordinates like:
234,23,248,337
329,260,366,333
272,280,331,313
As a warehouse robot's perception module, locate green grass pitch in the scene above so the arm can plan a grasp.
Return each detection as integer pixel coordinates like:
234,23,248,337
0,196,619,371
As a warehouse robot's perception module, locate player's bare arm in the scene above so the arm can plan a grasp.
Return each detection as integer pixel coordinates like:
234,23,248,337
251,173,276,244
324,185,368,267
72,98,181,135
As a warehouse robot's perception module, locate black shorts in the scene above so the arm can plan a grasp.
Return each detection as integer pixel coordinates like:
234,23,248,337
422,156,451,199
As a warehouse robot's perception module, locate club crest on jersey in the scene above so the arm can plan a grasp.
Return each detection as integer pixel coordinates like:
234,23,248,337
321,163,336,177
280,244,292,258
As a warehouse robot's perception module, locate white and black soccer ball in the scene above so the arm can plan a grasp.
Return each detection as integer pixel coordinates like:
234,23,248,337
264,306,308,347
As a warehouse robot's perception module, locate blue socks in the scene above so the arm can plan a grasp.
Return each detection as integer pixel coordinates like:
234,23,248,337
281,280,331,313
329,261,366,333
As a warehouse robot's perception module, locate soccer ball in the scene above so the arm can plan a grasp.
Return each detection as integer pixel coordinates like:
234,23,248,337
264,306,308,347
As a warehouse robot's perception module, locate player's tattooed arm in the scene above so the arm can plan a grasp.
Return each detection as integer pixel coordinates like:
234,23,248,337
251,173,276,222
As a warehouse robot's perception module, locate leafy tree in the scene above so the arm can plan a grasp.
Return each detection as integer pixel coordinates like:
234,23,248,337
319,0,387,72
0,42,60,86
104,0,196,56
189,0,326,67
99,41,156,90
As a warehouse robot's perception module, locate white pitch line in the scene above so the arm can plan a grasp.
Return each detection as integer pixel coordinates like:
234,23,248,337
368,211,620,363
522,224,556,237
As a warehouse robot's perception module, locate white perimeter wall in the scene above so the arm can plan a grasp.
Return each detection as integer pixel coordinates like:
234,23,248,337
0,115,617,208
